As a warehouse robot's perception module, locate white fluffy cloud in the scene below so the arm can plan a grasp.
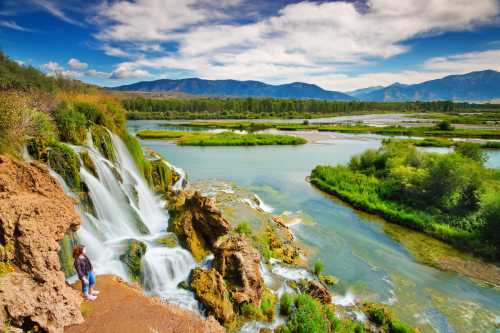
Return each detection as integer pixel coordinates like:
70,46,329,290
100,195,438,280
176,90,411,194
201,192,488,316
109,63,151,80
86,69,111,78
92,0,500,89
68,58,88,70
42,61,82,79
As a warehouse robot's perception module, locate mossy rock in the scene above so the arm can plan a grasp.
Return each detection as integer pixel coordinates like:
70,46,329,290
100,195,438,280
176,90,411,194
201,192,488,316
26,138,50,161
58,233,76,277
80,150,98,178
120,240,147,282
155,234,178,248
150,159,173,193
191,268,235,324
362,302,417,332
91,125,115,162
319,274,339,286
48,141,81,190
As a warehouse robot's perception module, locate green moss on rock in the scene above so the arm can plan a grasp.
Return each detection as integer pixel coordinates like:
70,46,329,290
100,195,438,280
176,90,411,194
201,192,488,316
91,125,115,162
58,233,76,277
120,240,147,282
155,234,178,248
190,268,235,324
150,159,173,193
48,141,81,190
80,150,98,178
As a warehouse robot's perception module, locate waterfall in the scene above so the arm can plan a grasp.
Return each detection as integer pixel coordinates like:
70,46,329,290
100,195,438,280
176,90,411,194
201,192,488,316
52,131,200,313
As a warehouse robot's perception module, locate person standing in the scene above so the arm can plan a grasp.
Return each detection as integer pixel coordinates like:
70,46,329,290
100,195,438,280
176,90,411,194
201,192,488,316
73,245,99,301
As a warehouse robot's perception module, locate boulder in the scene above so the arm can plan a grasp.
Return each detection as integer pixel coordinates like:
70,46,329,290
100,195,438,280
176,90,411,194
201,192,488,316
190,268,235,324
213,235,264,305
0,155,83,332
119,240,147,282
168,191,232,261
304,280,332,304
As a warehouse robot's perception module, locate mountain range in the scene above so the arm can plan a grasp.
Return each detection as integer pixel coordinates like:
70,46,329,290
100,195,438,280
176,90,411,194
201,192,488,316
110,70,500,102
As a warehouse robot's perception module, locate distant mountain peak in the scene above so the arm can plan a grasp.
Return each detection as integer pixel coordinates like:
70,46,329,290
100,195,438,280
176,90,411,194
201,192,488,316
109,78,354,101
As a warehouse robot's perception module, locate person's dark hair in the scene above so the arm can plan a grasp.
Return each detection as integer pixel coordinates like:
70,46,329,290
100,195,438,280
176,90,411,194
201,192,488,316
72,245,85,259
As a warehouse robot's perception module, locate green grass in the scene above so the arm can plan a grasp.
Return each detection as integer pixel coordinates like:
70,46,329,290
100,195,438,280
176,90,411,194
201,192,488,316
136,129,185,139
136,129,307,146
177,121,500,140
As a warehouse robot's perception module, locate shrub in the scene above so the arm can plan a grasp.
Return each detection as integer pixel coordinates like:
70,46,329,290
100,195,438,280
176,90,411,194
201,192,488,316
235,222,252,236
52,102,87,144
285,294,336,333
312,259,324,276
48,141,81,189
280,292,294,316
260,291,276,321
455,142,487,164
435,120,454,131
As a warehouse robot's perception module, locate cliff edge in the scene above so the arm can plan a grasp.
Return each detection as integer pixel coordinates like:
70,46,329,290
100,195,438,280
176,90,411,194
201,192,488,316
0,155,83,332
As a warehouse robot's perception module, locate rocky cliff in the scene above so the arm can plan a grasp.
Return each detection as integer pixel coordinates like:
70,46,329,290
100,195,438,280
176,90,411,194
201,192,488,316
0,155,83,332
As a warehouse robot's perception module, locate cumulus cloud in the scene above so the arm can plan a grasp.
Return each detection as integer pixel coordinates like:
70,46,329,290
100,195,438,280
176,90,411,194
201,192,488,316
42,61,82,79
109,63,151,80
68,58,88,70
85,69,111,78
92,0,500,89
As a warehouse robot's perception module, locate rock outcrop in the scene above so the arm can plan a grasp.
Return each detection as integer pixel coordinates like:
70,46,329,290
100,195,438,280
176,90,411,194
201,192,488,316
190,268,235,323
213,235,264,305
0,155,83,332
169,191,232,261
303,280,332,304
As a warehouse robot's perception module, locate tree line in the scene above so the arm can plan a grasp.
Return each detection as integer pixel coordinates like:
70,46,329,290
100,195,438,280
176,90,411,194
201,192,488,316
123,96,500,119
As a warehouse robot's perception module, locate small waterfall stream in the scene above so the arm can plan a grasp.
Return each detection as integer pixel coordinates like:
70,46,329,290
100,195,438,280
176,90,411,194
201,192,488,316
52,131,200,312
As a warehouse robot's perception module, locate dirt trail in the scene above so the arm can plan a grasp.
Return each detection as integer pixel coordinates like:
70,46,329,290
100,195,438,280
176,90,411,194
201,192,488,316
66,275,224,333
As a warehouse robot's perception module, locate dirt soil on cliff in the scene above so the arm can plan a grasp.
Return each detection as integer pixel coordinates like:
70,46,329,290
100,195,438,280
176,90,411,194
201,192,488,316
66,275,224,333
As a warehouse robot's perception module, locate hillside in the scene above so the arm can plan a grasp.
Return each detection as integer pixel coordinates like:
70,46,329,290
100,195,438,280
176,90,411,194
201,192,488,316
358,70,500,101
109,78,354,101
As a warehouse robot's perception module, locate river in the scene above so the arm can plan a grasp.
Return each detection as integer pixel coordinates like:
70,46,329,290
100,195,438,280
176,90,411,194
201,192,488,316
128,120,500,333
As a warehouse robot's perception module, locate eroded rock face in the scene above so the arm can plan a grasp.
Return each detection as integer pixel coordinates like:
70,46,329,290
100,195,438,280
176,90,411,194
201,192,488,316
169,191,232,261
0,156,83,332
190,268,235,323
304,280,332,304
213,235,264,305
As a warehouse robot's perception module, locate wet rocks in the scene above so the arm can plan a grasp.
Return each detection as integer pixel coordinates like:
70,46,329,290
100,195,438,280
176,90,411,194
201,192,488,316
0,155,83,332
190,268,235,323
213,234,264,305
303,280,332,304
168,191,232,261
119,240,147,282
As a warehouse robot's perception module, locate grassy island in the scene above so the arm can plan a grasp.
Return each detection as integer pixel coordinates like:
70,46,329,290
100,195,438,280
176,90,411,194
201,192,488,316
136,129,307,146
310,141,500,260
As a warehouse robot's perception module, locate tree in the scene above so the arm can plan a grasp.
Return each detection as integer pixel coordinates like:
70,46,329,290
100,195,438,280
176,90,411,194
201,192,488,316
455,142,487,164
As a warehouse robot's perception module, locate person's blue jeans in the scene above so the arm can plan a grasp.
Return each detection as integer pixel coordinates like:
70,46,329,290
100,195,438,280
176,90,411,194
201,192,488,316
81,271,96,295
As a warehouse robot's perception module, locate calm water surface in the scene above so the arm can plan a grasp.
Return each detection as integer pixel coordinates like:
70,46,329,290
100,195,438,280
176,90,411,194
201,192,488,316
128,121,500,333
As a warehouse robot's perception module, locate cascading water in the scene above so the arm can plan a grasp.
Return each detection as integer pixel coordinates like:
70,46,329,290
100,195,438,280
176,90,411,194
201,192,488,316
52,131,200,312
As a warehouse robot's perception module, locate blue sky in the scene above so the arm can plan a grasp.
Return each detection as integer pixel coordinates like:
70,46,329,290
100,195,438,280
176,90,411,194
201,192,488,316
1,0,500,91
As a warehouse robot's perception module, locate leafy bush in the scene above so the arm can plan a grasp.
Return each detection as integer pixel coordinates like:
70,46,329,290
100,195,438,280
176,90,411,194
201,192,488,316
455,142,487,164
435,120,454,131
53,102,87,144
0,92,56,155
285,294,332,333
235,222,253,236
280,292,294,316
